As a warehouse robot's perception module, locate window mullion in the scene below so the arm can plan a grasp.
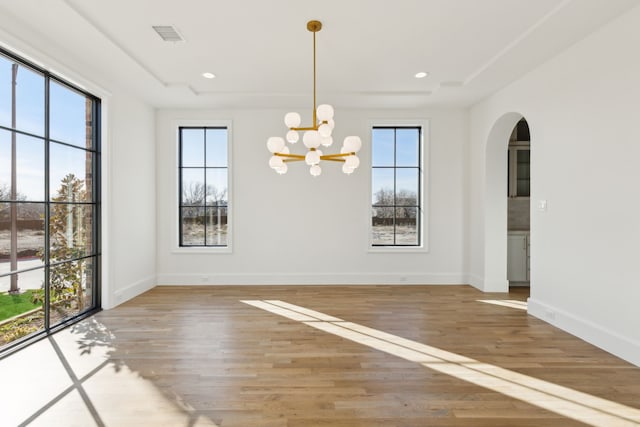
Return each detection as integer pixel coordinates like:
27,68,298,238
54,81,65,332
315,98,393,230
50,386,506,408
44,74,51,330
393,128,397,246
203,129,208,246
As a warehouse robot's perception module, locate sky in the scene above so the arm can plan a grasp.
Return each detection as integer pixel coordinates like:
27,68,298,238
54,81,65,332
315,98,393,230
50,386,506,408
0,53,92,202
371,127,421,205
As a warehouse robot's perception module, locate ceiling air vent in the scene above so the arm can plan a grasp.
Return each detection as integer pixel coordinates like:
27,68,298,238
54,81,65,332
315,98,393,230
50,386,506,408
152,25,185,42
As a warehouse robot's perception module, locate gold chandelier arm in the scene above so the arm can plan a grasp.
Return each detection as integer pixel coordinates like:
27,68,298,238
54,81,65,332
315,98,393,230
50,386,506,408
320,152,355,159
274,153,305,160
290,126,319,131
290,120,328,132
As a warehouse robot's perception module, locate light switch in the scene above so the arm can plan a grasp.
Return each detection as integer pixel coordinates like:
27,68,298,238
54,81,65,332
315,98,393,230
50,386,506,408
537,200,547,212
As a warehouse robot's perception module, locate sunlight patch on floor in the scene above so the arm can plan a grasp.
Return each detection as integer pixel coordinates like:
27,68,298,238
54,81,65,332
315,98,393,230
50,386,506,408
477,299,528,310
242,299,640,427
0,318,219,427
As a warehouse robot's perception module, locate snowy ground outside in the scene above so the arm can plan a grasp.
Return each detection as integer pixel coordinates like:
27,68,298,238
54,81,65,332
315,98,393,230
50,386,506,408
1,229,45,292
371,225,419,245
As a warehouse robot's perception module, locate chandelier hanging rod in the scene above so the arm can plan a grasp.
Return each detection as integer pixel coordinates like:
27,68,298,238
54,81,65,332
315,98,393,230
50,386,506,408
289,20,322,132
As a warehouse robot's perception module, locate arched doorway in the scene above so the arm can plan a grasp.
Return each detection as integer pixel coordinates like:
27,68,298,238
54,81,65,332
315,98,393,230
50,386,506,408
483,112,529,292
506,119,530,286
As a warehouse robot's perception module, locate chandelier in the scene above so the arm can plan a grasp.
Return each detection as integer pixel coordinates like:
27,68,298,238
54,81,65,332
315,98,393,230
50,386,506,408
267,20,362,177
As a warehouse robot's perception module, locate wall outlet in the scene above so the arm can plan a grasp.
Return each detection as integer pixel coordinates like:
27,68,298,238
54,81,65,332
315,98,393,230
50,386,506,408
537,200,548,212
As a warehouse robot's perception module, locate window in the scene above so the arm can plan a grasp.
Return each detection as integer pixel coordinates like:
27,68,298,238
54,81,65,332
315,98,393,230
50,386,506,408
371,126,422,246
178,127,229,247
0,48,101,353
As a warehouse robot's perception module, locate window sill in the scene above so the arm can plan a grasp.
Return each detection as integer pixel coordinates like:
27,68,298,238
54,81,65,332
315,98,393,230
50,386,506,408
172,246,232,254
368,246,428,254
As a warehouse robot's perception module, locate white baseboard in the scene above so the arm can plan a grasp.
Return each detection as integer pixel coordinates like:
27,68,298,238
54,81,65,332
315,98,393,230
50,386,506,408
467,274,483,290
156,272,467,286
107,275,156,309
482,279,509,293
467,274,508,292
528,297,640,367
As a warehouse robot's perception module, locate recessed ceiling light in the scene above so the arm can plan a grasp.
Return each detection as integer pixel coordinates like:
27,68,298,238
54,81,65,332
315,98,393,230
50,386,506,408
202,72,216,79
415,71,429,79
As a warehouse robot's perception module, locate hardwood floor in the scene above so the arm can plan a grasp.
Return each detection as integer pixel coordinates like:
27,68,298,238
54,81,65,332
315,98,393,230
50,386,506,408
2,285,640,426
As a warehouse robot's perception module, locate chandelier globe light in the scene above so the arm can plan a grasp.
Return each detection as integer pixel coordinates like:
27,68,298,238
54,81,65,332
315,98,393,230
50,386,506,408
267,20,362,177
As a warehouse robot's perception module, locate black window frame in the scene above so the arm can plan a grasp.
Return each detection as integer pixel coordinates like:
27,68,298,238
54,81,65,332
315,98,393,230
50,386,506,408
371,125,422,247
178,126,229,248
0,46,101,356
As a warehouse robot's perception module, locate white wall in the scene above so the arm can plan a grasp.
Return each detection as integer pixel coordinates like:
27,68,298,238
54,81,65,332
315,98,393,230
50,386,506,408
156,108,468,285
469,5,640,365
0,19,157,310
102,91,156,308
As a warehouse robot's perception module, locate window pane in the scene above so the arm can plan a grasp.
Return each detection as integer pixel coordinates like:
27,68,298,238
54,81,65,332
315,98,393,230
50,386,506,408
0,202,45,274
0,130,45,201
5,63,45,136
50,80,93,148
0,268,44,296
181,207,205,246
0,59,44,134
206,168,227,205
181,128,204,167
372,168,394,205
517,150,530,178
396,207,418,245
205,207,227,246
517,179,530,197
17,203,45,270
50,143,92,202
16,134,45,201
205,128,227,167
396,128,419,167
0,54,12,130
48,257,94,324
0,270,45,347
396,169,419,206
516,149,530,197
371,207,394,245
81,257,96,312
372,128,394,167
0,131,7,197
49,204,93,262
181,168,205,205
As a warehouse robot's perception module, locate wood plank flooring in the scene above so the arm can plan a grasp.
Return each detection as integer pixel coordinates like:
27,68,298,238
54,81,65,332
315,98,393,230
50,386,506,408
4,285,640,426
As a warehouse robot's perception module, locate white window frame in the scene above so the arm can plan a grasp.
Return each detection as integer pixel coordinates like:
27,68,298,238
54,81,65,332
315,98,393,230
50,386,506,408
172,119,233,254
368,119,429,253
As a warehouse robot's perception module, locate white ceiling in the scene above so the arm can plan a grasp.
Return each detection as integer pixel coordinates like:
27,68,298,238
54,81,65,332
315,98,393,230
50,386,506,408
0,0,637,109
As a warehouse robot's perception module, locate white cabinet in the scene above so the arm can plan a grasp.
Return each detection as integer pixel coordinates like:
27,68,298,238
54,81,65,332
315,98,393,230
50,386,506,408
507,231,529,282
